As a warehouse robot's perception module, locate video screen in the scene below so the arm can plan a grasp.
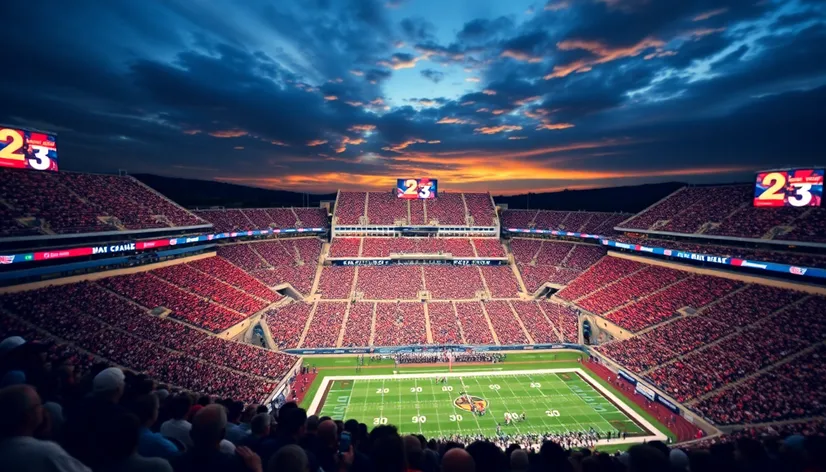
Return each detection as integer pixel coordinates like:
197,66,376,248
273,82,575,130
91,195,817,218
0,126,59,171
396,178,438,199
754,169,823,207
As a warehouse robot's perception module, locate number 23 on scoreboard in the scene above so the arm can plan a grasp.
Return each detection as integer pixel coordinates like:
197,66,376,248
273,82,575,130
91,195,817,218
0,127,56,171
754,171,819,208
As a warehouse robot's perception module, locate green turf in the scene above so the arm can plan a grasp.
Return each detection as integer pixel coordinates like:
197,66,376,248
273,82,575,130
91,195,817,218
313,371,646,439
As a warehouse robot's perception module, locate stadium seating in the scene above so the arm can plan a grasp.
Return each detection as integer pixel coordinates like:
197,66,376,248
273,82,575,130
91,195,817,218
264,303,312,349
425,193,465,225
367,191,408,224
218,243,270,271
472,238,506,257
427,302,464,344
99,272,249,332
252,240,296,266
556,257,644,301
620,184,826,242
544,302,579,343
152,264,268,315
187,256,281,302
302,302,347,348
0,282,295,403
0,169,205,236
463,193,495,226
329,237,361,257
501,209,538,228
356,266,423,299
372,302,428,346
479,266,521,297
424,266,483,299
341,302,373,347
334,191,366,224
576,264,687,316
219,239,321,295
510,301,559,343
602,274,742,332
519,266,580,292
317,266,356,299
483,301,528,345
194,207,328,232
294,207,328,227
455,301,495,345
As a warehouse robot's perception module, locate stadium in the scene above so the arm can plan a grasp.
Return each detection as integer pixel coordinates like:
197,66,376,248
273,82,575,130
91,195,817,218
1,137,825,468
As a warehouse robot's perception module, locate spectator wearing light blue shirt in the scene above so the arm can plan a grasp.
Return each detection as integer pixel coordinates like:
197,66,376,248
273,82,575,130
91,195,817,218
132,394,180,460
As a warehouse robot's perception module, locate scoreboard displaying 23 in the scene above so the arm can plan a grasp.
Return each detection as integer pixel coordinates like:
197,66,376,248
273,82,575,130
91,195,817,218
754,169,823,207
0,126,59,171
397,178,438,199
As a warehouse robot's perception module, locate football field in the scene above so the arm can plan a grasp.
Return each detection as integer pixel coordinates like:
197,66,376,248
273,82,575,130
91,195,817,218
309,368,665,444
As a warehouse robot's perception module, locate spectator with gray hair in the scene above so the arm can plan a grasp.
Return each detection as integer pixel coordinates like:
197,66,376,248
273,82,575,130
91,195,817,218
0,384,91,472
170,404,261,472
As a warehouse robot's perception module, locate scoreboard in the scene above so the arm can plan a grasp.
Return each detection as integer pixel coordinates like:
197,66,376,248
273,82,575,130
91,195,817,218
754,168,823,208
397,178,438,199
0,126,59,172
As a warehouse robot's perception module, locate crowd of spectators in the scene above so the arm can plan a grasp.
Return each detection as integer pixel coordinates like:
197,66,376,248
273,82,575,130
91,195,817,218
510,301,559,343
329,238,361,257
410,198,426,224
519,266,581,292
602,275,741,332
100,273,248,333
544,303,579,343
504,210,631,235
192,209,253,233
511,239,605,292
556,257,644,301
427,302,464,344
153,265,268,315
393,351,505,364
263,303,313,350
301,302,347,348
620,184,826,242
577,265,687,318
218,239,321,295
483,301,528,345
341,303,373,347
472,239,506,257
219,245,270,272
356,266,423,299
317,266,356,299
186,338,295,381
372,303,428,347
425,266,483,299
293,207,328,228
463,193,496,226
0,169,206,236
479,266,521,298
333,191,367,224
455,302,495,345
367,192,408,224
425,193,466,225
188,257,280,302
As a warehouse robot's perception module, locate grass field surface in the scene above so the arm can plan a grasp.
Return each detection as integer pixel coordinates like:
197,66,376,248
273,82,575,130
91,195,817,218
298,351,674,448
309,368,666,445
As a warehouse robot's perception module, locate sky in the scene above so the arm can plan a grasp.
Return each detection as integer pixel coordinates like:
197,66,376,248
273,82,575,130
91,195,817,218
2,0,825,194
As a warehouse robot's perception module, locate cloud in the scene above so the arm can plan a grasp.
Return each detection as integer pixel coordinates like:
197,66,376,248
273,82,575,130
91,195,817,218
377,52,421,69
209,129,248,138
693,8,728,22
536,122,575,130
349,124,377,132
323,95,339,101
508,136,528,140
437,117,474,124
500,50,543,63
545,37,665,78
474,125,522,134
544,1,570,11
307,139,328,146
420,68,445,83
482,89,497,95
465,77,481,82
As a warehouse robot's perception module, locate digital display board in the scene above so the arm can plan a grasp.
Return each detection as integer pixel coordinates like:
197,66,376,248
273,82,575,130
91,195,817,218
396,178,438,199
754,169,823,207
0,126,59,171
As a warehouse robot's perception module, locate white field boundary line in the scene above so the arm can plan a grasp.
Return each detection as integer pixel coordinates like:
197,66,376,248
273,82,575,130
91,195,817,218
307,368,667,445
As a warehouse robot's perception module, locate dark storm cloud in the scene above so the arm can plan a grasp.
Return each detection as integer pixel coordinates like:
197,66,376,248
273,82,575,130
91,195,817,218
420,69,446,83
0,0,824,193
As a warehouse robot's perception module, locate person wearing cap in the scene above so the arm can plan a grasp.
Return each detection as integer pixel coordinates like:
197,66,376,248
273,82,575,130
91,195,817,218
62,367,128,468
0,384,92,472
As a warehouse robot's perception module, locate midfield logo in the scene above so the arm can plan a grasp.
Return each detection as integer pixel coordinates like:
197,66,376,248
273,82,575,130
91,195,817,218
454,395,488,412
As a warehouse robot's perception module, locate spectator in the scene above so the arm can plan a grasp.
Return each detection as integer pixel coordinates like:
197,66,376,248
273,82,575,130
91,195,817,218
161,395,196,449
0,384,91,472
510,449,529,472
133,394,180,460
240,413,271,454
268,444,309,472
98,412,173,472
170,404,257,472
441,447,474,472
225,400,250,445
369,425,406,472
